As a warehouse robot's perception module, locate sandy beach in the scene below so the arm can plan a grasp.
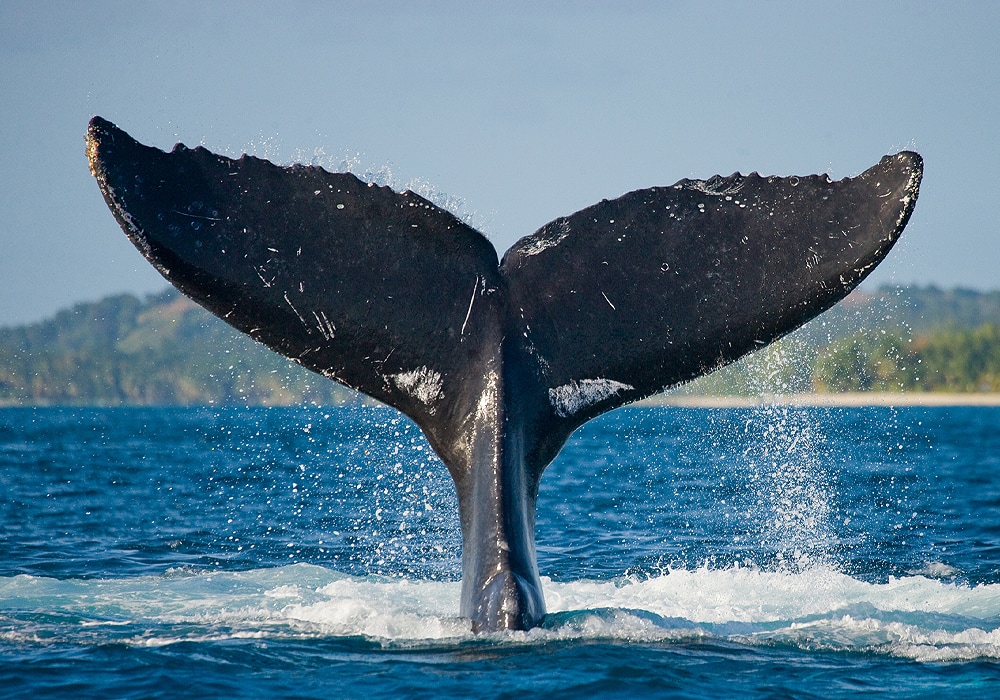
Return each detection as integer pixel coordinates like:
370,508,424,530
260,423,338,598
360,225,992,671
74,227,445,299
641,392,1000,408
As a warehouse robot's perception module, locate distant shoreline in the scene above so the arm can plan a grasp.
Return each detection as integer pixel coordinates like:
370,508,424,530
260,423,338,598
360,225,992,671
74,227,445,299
641,392,1000,408
3,393,1000,409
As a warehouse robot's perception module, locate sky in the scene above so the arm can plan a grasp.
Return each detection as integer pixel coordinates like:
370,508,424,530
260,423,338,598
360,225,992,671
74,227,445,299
1,1,998,327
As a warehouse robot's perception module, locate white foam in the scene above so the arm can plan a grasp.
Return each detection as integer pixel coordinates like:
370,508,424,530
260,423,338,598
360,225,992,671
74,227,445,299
284,577,466,640
2,564,999,659
545,565,1000,623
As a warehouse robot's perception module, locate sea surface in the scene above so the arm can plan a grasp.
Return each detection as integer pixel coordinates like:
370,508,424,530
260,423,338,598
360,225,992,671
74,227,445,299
2,404,999,698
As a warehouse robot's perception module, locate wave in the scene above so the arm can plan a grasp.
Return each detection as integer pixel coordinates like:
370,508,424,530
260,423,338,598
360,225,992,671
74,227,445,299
2,563,999,662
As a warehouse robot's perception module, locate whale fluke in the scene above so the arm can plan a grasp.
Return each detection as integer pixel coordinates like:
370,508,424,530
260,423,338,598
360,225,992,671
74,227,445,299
86,116,921,631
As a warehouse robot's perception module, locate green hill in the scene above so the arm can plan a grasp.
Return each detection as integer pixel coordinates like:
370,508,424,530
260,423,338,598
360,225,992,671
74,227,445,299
666,285,1000,396
2,285,999,405
0,289,357,406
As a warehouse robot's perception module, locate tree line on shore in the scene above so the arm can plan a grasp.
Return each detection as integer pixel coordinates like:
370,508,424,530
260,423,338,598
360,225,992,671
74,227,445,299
638,285,1000,397
0,290,355,406
813,324,1000,393
2,285,1000,406
685,323,1000,396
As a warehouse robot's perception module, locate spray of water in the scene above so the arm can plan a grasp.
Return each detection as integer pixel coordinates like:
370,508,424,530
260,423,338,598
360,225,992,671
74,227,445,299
736,402,836,569
716,338,839,571
236,139,494,237
202,407,461,580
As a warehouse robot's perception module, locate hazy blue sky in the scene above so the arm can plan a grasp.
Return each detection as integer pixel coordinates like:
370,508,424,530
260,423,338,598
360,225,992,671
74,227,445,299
2,1,998,326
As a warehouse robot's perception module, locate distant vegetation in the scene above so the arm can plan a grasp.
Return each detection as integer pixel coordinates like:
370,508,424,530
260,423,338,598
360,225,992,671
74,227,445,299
1,285,1000,406
662,286,1000,397
0,290,356,406
813,324,1000,393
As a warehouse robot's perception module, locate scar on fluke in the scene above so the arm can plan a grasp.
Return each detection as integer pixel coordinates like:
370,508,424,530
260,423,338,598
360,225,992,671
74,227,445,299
87,116,921,632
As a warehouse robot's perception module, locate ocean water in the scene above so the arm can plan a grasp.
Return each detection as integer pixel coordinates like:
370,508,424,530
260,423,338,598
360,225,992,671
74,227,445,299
1,404,999,698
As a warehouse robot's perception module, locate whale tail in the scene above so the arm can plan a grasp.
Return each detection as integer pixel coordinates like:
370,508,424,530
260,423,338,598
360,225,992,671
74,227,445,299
86,116,921,631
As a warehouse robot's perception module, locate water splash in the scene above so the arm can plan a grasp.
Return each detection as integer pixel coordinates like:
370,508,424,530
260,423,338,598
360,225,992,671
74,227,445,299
3,564,999,661
736,404,836,569
694,338,838,570
200,407,461,580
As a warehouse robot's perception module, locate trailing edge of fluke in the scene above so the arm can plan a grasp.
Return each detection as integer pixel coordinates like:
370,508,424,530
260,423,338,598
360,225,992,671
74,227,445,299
86,116,922,632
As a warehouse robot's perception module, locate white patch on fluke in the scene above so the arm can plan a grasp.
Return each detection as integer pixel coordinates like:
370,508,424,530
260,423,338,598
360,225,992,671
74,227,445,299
896,170,920,230
391,367,444,410
548,378,634,417
686,177,745,197
518,220,571,256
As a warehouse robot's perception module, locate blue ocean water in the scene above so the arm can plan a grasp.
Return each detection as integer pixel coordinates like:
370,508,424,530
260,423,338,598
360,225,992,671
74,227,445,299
2,404,999,698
